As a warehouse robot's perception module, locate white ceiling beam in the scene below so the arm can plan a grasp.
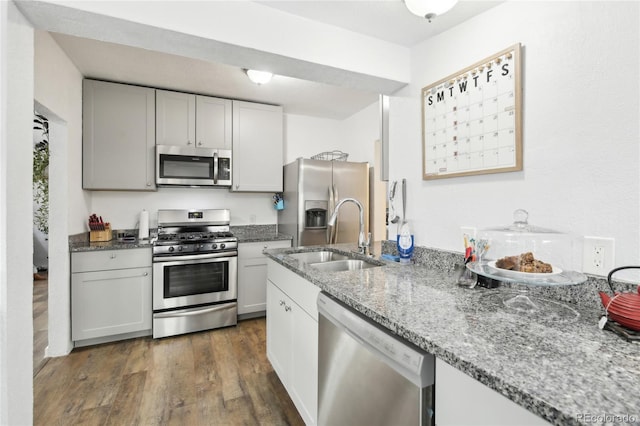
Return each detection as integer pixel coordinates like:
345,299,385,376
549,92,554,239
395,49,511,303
15,0,410,95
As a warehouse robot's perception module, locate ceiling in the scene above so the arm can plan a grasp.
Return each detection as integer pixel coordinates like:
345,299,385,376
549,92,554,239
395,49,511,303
50,1,502,120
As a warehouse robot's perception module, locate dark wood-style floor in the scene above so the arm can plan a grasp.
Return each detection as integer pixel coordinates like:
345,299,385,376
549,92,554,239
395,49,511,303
33,318,304,426
33,274,49,376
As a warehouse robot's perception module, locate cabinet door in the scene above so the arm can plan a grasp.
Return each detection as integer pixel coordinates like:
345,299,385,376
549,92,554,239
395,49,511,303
72,267,152,341
266,280,293,385
291,305,318,425
82,79,156,190
231,100,283,192
238,241,291,315
435,359,550,426
195,95,232,149
156,89,196,147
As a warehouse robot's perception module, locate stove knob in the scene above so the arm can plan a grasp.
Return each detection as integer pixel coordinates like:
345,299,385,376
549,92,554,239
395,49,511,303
199,244,204,249
168,246,175,253
177,246,183,252
220,243,226,249
211,243,218,250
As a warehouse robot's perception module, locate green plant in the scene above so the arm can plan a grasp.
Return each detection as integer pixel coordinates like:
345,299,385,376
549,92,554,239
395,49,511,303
33,113,49,235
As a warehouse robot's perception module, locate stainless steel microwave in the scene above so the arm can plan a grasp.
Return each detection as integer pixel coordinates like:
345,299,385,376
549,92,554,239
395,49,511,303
156,145,232,187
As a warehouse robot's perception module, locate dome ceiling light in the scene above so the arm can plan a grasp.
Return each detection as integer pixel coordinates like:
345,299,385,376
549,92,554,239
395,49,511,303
404,0,458,22
244,69,273,85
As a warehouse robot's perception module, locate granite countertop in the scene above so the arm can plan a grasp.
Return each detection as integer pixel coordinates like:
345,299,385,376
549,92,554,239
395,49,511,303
69,225,291,252
69,237,153,252
230,225,292,243
263,243,640,426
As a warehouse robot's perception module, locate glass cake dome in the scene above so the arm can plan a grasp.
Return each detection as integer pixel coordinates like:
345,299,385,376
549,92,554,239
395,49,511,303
467,209,587,286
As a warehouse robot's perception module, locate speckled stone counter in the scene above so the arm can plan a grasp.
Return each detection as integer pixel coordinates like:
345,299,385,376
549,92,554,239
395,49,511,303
231,225,292,243
69,230,153,252
264,243,640,426
69,225,291,252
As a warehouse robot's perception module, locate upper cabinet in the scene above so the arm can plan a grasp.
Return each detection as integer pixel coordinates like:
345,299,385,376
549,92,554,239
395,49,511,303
231,100,283,192
156,89,232,150
83,79,156,190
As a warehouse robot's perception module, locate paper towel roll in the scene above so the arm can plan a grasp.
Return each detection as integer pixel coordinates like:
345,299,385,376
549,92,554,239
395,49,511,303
138,209,149,240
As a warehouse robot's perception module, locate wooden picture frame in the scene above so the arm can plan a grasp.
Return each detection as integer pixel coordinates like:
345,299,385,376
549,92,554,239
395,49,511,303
422,43,522,180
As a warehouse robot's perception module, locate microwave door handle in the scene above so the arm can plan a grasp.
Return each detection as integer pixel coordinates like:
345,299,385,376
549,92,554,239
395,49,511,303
213,151,219,185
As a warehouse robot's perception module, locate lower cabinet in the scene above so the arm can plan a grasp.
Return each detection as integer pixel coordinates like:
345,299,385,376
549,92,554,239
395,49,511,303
238,240,291,316
71,248,152,346
266,259,320,425
435,358,550,426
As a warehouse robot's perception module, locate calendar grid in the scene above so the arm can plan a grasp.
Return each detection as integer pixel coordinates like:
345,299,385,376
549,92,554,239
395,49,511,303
422,44,522,180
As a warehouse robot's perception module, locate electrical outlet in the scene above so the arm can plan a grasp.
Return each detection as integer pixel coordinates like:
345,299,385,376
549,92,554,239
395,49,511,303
583,237,615,275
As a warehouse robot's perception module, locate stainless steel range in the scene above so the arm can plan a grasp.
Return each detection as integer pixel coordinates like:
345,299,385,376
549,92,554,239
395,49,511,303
152,209,237,338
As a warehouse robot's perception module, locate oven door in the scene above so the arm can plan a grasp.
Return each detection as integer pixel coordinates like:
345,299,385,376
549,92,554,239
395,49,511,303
153,251,237,311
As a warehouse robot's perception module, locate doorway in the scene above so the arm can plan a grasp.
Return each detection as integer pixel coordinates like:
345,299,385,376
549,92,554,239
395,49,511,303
33,111,49,375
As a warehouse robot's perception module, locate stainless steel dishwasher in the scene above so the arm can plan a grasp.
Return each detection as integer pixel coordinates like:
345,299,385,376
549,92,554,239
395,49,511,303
317,292,435,426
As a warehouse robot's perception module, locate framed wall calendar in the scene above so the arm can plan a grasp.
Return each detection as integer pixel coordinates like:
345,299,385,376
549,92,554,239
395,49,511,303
422,43,522,180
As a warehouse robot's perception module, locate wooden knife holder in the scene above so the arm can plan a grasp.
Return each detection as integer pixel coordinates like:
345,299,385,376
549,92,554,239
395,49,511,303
90,224,112,242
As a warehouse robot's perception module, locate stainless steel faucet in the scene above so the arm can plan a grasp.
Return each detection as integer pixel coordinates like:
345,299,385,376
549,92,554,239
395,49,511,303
328,198,371,255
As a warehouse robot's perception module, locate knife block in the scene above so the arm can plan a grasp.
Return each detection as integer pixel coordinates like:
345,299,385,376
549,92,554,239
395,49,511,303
90,224,112,242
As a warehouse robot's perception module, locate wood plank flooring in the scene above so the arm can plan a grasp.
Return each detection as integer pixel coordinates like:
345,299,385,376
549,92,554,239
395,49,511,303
34,318,304,426
33,275,49,376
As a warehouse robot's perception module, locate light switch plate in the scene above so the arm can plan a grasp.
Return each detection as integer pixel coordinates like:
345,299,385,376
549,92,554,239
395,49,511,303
583,236,615,276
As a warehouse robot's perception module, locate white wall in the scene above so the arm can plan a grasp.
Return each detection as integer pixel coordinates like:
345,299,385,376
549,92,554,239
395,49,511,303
284,101,379,166
1,2,34,423
339,101,380,166
284,113,343,164
90,189,277,229
35,30,87,234
389,1,640,271
34,30,84,357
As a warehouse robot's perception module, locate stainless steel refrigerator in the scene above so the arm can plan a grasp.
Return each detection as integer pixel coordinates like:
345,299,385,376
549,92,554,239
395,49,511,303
278,158,369,247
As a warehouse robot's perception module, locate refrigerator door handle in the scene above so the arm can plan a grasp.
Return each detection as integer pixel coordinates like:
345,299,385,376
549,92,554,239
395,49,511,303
331,184,339,244
327,185,334,244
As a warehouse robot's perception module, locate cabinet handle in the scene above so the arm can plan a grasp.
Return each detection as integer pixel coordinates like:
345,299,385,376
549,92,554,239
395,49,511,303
285,305,292,312
146,182,151,187
235,184,239,190
198,141,203,146
187,140,192,145
143,272,148,276
279,300,285,306
110,253,116,259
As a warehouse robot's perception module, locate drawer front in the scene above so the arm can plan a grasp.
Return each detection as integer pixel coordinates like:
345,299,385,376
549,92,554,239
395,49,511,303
71,248,152,273
267,259,320,321
239,240,291,261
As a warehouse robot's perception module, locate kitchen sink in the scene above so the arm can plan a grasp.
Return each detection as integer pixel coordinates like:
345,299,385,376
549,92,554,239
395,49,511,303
288,251,350,264
309,259,381,272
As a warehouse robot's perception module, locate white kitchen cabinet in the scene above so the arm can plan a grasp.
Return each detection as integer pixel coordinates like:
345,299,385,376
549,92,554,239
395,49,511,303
267,259,320,425
82,79,156,190
156,89,232,149
238,240,291,316
71,248,152,346
231,100,283,192
435,358,550,426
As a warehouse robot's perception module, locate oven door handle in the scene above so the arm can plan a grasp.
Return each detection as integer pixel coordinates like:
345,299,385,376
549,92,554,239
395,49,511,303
154,303,235,319
153,251,238,264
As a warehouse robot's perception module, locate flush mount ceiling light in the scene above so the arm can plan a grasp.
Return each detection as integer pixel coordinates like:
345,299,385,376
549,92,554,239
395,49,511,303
404,0,458,22
244,69,273,85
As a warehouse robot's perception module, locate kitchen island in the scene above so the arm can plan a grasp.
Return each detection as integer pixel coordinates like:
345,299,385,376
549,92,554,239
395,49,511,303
264,243,640,426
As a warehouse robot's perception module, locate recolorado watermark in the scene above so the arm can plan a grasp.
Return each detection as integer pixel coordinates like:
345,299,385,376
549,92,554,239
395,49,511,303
577,413,638,424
